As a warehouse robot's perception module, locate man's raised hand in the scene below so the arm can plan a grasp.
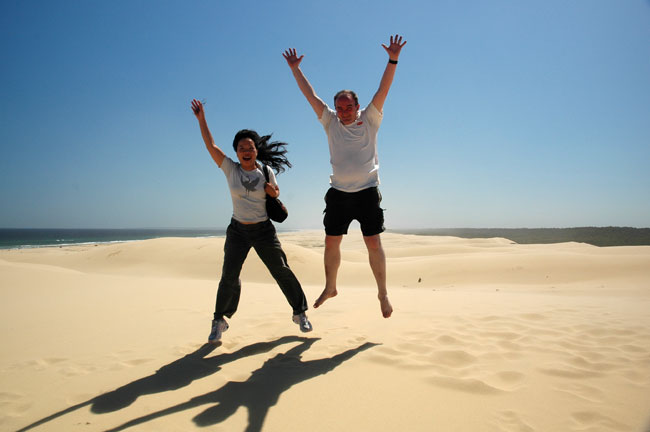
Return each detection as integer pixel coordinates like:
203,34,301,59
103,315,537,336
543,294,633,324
382,34,407,61
191,99,205,119
283,48,304,69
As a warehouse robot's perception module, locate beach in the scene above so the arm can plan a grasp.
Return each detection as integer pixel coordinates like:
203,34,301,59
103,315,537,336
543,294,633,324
1,230,649,432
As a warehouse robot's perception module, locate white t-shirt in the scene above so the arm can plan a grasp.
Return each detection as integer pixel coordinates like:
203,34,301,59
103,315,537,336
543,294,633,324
319,103,383,192
219,157,277,223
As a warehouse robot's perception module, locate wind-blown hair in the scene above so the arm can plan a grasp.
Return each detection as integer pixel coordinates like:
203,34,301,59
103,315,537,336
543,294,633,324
232,129,292,174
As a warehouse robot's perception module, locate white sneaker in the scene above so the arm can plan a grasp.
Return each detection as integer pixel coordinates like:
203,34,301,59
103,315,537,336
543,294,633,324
292,313,313,333
208,318,229,343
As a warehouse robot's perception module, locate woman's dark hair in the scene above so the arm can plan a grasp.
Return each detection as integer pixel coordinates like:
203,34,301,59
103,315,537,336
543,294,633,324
232,129,292,174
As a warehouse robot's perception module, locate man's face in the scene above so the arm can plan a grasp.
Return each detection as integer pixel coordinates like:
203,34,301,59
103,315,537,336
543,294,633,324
335,94,360,125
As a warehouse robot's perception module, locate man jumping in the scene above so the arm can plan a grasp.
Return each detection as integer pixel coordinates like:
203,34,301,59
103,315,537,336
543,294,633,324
283,34,406,318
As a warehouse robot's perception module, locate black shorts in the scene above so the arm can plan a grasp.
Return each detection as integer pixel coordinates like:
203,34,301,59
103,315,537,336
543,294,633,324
323,187,385,237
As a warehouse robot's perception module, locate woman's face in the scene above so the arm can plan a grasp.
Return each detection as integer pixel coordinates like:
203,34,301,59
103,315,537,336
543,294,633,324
236,138,258,170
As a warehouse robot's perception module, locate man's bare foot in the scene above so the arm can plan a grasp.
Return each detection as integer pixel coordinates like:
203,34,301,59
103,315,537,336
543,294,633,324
314,287,337,308
379,295,393,318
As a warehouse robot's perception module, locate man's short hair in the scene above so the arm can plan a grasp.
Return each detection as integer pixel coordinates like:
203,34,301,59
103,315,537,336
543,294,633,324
334,90,359,106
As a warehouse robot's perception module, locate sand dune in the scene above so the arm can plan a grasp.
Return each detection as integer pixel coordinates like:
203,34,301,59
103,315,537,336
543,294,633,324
1,231,649,431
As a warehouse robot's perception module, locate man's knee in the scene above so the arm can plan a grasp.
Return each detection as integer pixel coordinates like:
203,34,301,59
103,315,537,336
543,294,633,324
363,234,382,251
325,235,343,250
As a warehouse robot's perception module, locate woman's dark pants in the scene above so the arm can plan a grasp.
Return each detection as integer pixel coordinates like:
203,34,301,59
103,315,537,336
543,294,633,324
214,219,308,320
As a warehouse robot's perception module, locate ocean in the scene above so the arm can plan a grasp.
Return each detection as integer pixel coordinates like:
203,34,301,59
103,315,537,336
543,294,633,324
0,228,227,250
2,227,648,250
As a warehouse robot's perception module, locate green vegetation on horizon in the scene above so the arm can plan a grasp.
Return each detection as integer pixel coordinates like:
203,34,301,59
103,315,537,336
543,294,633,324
388,227,650,247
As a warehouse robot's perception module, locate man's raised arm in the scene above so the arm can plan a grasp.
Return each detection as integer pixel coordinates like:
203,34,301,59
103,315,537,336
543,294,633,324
283,48,326,119
371,34,407,113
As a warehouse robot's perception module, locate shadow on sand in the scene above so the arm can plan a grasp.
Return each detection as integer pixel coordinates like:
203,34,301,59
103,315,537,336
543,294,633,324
16,336,377,432
16,336,305,431
105,338,378,432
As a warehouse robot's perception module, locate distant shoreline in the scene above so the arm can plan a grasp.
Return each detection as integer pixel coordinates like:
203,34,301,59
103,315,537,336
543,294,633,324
0,228,227,250
1,226,649,249
388,227,650,247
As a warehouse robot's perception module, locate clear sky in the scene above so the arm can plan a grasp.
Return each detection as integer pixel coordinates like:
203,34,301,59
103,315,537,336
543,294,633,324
1,0,649,229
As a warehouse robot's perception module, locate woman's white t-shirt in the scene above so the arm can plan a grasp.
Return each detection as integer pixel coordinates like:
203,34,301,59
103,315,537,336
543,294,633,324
220,157,277,223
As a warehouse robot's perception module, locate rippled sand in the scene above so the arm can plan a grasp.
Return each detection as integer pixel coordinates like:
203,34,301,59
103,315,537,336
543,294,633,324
2,231,649,431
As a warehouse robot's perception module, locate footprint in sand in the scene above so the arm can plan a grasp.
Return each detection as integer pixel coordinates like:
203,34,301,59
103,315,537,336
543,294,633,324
480,330,522,341
351,336,367,343
9,358,68,372
571,411,630,431
619,343,647,354
495,370,525,384
477,315,502,322
0,392,33,416
553,382,603,403
427,375,506,394
517,312,547,321
538,364,603,379
493,410,534,432
495,340,525,352
436,334,463,345
431,350,477,368
43,357,67,365
367,346,406,366
566,355,619,372
396,341,432,355
121,358,154,367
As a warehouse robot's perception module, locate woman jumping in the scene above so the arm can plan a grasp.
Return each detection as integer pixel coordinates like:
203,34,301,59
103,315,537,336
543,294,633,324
191,99,312,343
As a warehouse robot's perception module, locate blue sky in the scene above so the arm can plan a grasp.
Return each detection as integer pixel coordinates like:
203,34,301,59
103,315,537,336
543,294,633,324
1,0,649,229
